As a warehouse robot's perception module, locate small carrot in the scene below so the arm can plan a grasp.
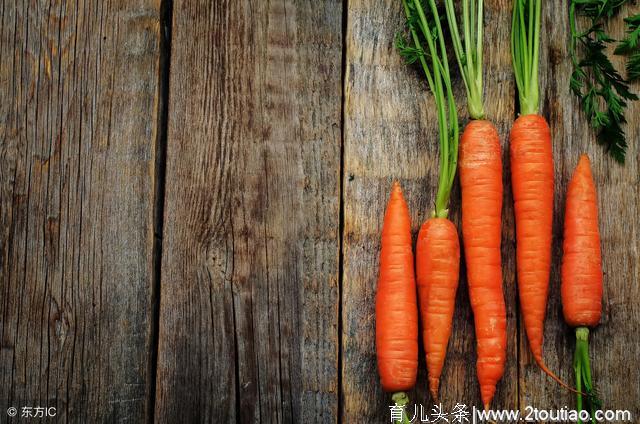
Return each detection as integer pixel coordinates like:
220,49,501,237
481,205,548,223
510,0,573,389
561,154,603,422
444,0,508,406
562,155,602,329
398,0,461,403
416,218,460,401
376,182,418,410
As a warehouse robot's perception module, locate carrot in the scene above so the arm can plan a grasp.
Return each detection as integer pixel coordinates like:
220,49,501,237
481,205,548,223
561,154,603,422
444,0,507,407
511,0,574,389
399,0,461,403
459,121,507,408
561,155,602,329
416,218,460,402
509,114,555,369
376,181,419,397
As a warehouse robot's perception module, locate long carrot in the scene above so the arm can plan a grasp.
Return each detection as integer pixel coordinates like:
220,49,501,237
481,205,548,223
376,181,418,422
510,0,573,389
444,0,507,408
398,0,461,403
561,154,603,422
460,122,507,407
510,114,555,372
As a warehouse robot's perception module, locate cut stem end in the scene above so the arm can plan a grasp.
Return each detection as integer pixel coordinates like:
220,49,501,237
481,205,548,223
391,392,412,424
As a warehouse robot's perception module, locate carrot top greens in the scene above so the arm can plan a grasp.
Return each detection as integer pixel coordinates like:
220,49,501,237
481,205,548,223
511,0,542,116
570,0,638,164
444,0,485,120
397,0,459,219
616,13,640,82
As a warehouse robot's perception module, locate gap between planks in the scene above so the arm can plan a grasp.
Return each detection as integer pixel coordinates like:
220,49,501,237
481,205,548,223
149,0,174,423
337,1,350,423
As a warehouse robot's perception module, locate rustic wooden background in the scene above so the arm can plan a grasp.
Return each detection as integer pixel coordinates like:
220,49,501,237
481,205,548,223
1,0,638,422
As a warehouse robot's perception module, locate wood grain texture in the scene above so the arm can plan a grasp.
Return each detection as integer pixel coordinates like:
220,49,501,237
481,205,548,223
154,0,343,422
0,0,638,422
0,0,161,422
342,0,433,419
342,0,518,420
519,1,640,417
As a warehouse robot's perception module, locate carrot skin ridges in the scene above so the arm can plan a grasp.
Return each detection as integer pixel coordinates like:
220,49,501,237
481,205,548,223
562,155,602,328
376,181,419,392
509,114,554,363
459,120,507,408
416,217,460,401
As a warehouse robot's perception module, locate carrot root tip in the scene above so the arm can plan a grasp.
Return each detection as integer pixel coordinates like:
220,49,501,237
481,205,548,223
429,384,439,405
534,356,580,394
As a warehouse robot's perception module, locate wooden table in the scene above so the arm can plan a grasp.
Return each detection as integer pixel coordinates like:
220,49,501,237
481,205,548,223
1,0,638,422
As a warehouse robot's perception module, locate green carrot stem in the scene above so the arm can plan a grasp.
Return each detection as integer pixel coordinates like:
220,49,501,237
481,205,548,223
444,0,485,119
391,392,412,424
511,0,541,115
574,327,600,424
400,0,459,218
574,335,584,423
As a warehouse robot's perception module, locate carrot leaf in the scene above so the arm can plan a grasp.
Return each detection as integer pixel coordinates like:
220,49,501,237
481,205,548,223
616,14,640,81
396,34,427,65
570,1,638,164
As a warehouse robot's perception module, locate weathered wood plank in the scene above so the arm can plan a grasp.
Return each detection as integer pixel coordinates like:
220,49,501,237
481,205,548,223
519,1,640,418
342,2,433,419
0,0,161,422
154,0,343,422
342,0,516,420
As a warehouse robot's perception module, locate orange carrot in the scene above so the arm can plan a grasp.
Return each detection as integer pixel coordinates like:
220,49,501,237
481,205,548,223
509,114,571,386
443,0,508,405
561,154,602,329
416,218,460,402
511,0,575,389
376,181,419,394
561,154,603,421
510,114,553,360
399,0,460,407
459,120,506,408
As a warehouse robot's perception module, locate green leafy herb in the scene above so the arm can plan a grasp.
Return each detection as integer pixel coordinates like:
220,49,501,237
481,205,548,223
616,14,640,81
572,0,628,19
396,34,426,64
569,0,638,164
398,0,459,218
